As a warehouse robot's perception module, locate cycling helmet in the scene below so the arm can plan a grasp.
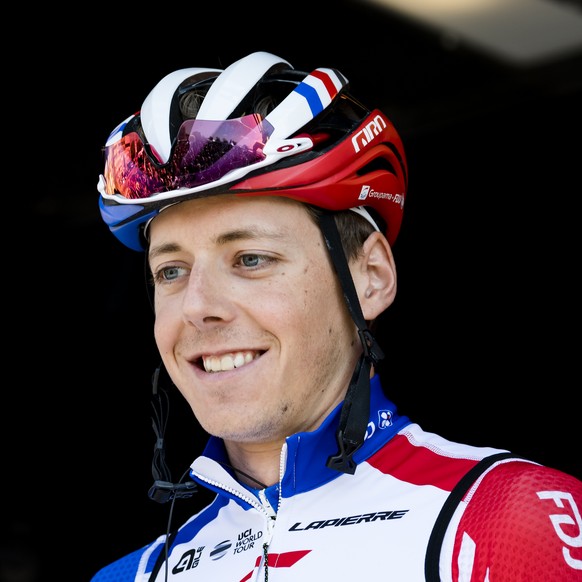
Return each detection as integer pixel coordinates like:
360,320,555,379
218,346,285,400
98,51,408,477
98,51,407,252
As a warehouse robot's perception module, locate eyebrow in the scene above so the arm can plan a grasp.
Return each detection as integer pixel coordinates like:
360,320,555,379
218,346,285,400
148,241,181,263
148,226,286,261
215,226,285,245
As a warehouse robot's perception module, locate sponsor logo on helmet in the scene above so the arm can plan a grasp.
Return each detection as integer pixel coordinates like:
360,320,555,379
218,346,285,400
352,114,387,153
358,185,405,208
358,185,371,199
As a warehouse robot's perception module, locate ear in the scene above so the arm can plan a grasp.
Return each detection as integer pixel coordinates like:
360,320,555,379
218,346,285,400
351,232,397,321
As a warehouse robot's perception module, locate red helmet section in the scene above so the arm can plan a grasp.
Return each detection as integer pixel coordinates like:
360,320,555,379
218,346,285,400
230,110,407,246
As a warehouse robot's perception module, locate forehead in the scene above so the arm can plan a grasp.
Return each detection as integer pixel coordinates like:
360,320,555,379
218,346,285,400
148,195,318,243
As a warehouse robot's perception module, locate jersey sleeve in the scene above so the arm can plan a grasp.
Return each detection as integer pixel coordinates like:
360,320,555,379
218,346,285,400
448,460,582,581
90,546,147,582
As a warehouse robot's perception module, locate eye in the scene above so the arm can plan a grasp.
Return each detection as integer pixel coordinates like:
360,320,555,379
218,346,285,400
153,265,189,283
235,253,278,270
239,254,262,268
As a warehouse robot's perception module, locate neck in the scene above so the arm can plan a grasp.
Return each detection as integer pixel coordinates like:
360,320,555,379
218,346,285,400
223,440,284,488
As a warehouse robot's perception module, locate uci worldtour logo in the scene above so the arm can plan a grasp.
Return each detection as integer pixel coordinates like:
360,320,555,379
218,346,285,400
359,185,404,209
233,528,263,553
352,114,387,152
209,528,263,562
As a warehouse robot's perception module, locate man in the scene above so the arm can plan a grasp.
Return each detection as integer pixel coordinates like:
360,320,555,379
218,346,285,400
92,51,582,581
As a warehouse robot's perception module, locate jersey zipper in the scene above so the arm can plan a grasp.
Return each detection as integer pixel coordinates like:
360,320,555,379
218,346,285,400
192,444,288,581
256,443,287,581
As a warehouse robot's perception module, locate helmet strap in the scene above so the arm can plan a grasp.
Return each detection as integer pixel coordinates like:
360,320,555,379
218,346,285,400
317,212,385,475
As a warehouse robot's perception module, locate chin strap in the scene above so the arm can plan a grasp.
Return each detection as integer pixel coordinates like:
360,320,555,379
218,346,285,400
318,212,385,475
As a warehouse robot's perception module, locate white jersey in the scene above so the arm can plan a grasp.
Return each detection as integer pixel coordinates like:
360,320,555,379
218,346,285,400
91,375,582,581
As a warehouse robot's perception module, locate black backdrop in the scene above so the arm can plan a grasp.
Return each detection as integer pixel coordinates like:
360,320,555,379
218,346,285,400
6,2,581,580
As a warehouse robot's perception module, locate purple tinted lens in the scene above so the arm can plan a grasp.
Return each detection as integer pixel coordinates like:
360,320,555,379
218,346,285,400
103,114,273,199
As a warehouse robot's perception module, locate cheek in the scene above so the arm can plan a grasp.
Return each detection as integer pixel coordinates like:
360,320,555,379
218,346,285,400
153,318,169,354
293,265,348,338
301,262,344,312
153,299,179,352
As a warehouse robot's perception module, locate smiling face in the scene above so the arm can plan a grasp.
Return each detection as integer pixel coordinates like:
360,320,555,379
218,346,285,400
148,195,362,449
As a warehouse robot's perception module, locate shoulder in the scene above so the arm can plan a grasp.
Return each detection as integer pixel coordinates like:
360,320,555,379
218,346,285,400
464,457,582,521
449,458,582,581
90,543,161,582
370,423,509,490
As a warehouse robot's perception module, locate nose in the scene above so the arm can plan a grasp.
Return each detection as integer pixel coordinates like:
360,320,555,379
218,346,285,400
180,262,236,328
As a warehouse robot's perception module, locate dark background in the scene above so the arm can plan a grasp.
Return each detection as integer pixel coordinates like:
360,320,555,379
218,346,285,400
5,1,582,580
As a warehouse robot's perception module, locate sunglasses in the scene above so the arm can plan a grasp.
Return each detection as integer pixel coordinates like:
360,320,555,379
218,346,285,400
100,113,283,201
99,67,350,205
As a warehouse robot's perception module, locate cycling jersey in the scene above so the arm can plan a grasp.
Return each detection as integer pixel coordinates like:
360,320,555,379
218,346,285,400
91,375,582,581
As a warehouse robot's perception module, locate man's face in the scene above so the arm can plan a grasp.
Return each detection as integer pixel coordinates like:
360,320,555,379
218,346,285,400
148,195,361,446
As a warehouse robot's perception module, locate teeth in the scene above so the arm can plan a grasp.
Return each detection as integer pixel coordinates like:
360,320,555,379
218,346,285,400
203,351,257,373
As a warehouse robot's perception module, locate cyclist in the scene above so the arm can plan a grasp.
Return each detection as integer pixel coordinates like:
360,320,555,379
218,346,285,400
92,51,582,581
